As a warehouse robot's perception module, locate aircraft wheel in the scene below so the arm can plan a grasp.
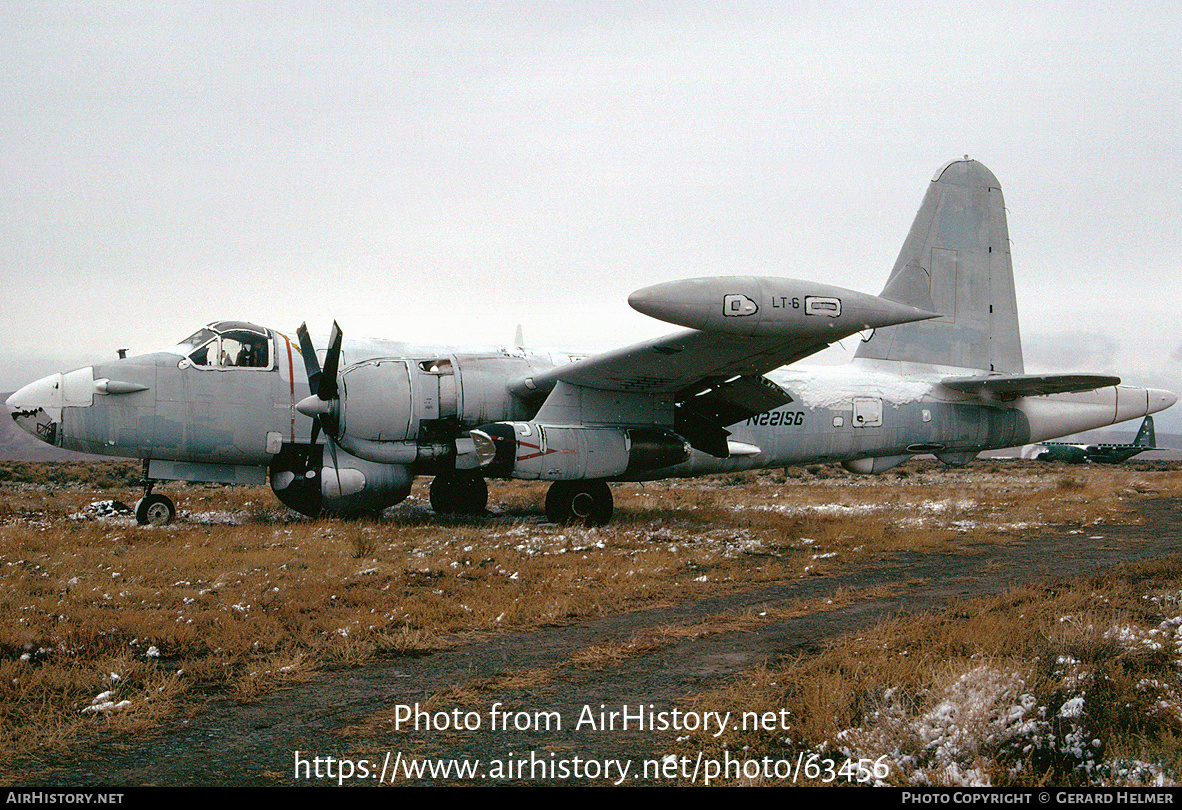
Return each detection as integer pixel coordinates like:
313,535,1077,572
456,476,488,515
135,494,176,526
545,481,613,527
430,475,488,516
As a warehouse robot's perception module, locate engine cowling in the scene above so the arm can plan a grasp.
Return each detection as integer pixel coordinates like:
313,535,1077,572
300,356,484,466
334,358,448,462
473,423,689,480
269,442,413,517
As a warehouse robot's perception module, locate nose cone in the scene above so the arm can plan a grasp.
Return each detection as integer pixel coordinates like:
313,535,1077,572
1149,388,1178,414
6,374,63,445
628,280,705,328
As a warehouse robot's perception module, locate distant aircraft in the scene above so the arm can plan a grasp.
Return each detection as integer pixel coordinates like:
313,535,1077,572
1024,415,1165,463
7,159,1177,526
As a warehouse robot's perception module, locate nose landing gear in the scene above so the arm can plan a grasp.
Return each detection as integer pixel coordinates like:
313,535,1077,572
135,493,176,526
135,462,176,526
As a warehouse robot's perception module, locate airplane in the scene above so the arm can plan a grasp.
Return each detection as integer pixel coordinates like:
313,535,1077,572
6,158,1177,527
1023,415,1167,463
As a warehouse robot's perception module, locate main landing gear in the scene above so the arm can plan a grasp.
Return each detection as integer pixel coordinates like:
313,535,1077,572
429,475,614,526
430,474,489,516
545,480,613,527
135,462,176,526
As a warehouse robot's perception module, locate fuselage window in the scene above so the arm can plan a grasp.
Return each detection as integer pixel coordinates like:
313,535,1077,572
418,358,454,375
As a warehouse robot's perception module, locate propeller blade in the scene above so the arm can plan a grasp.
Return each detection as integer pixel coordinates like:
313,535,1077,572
322,435,346,510
294,322,343,443
295,323,322,395
318,321,343,403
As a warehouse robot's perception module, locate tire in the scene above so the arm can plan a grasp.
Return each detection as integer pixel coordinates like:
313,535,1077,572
135,494,176,526
458,476,488,515
544,481,575,523
430,475,488,515
545,480,613,527
430,476,457,514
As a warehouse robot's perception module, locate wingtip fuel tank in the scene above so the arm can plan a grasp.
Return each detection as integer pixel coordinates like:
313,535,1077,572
627,276,938,338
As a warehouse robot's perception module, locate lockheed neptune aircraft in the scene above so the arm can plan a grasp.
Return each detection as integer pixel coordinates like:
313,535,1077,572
7,159,1177,526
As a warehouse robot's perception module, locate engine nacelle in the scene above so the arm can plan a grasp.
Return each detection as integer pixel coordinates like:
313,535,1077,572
321,356,511,469
269,442,413,517
337,358,422,439
473,423,689,480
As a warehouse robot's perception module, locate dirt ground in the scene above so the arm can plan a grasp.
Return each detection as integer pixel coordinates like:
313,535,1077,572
13,494,1182,787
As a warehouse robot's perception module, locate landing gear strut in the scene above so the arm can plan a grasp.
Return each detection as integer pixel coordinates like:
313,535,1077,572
135,462,176,526
545,480,613,527
429,475,488,516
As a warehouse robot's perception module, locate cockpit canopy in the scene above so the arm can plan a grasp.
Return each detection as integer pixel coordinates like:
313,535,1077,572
175,321,273,369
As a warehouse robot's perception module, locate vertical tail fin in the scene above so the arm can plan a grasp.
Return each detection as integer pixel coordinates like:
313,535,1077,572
856,158,1023,373
1134,415,1156,448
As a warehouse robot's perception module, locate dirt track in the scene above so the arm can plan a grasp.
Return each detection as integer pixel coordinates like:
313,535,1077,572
19,498,1182,786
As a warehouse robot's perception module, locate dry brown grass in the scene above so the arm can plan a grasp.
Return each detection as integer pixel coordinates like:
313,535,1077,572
675,553,1182,786
2,459,1180,780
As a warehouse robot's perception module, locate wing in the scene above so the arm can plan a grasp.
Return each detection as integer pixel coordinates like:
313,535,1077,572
509,276,937,456
511,327,831,399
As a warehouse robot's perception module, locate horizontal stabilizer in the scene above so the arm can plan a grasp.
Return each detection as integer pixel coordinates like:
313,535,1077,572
941,373,1121,400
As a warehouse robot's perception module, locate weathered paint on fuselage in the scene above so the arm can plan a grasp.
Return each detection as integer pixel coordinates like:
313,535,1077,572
12,329,1174,497
40,335,561,471
57,351,305,465
28,342,1168,482
619,363,1031,480
612,360,1176,481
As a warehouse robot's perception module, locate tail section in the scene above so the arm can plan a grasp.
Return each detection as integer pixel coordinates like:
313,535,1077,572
856,158,1023,373
1134,415,1156,448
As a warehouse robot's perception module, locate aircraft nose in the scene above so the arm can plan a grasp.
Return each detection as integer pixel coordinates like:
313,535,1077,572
6,373,64,446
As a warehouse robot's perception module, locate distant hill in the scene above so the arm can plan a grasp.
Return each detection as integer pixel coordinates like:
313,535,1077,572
1,393,106,461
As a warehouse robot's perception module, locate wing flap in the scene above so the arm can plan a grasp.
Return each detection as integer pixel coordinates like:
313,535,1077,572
675,375,792,458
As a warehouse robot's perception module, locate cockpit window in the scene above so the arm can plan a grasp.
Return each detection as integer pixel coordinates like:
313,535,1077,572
187,338,216,367
221,330,270,368
177,328,217,354
179,325,271,369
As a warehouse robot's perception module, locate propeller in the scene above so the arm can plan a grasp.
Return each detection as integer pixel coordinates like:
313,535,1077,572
295,321,344,444
294,322,347,503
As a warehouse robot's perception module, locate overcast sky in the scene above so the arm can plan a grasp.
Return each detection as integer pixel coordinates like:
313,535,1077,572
3,2,1180,430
